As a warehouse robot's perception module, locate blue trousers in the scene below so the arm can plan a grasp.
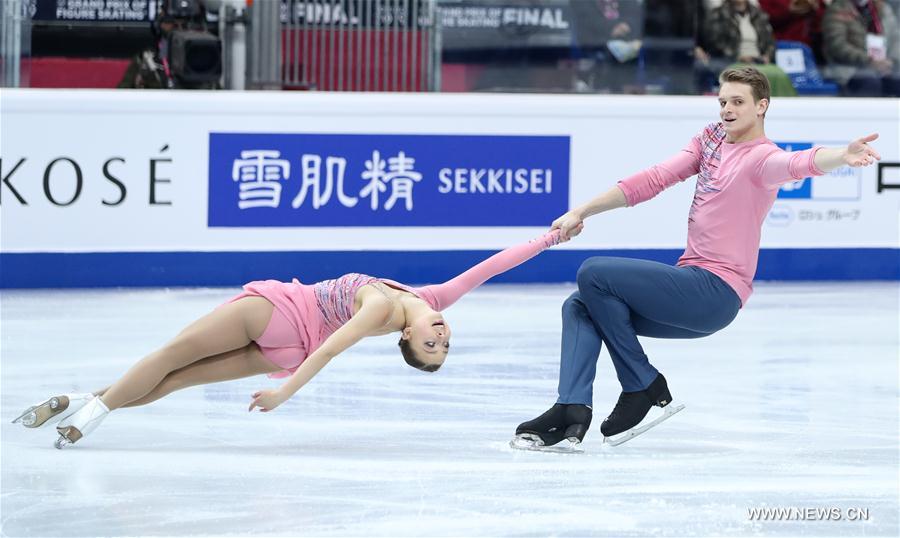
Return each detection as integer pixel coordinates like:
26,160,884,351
556,257,741,405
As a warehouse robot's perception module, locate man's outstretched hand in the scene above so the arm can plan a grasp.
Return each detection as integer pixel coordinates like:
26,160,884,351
844,133,881,168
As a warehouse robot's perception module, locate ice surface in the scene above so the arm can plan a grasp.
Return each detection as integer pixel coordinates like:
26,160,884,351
2,283,898,537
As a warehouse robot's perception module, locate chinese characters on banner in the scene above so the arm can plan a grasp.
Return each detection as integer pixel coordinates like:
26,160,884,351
209,133,570,227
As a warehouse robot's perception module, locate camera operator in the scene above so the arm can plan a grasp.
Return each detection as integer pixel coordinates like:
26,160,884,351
119,0,221,89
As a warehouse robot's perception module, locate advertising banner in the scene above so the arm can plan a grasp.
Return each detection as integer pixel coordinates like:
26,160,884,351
208,133,568,226
1,89,897,286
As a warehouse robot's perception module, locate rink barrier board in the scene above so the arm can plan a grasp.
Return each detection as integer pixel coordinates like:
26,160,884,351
3,91,899,255
1,249,897,289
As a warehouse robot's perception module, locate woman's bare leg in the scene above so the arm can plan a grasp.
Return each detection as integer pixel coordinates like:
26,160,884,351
99,296,274,411
114,343,281,407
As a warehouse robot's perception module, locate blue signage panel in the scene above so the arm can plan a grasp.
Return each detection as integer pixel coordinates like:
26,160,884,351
775,141,813,199
208,133,570,226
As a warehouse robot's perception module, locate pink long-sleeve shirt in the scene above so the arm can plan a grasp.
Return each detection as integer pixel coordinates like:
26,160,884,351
617,122,824,306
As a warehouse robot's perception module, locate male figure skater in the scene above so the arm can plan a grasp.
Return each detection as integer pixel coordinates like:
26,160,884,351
513,66,882,450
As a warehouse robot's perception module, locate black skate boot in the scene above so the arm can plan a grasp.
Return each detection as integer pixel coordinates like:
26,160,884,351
600,373,674,439
513,403,567,448
562,404,593,445
511,403,592,453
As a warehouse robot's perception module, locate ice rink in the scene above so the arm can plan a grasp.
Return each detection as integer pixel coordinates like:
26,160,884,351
2,282,898,537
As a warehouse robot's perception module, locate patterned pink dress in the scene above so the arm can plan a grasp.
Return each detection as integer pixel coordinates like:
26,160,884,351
229,231,561,377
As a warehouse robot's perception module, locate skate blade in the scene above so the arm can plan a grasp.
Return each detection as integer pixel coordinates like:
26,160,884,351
509,434,584,454
603,403,685,447
55,426,83,448
12,397,65,428
11,406,38,424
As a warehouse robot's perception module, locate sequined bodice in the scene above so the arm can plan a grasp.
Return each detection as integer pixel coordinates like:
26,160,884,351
313,273,379,334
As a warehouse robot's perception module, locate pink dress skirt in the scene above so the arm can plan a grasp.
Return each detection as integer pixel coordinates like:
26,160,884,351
228,279,328,378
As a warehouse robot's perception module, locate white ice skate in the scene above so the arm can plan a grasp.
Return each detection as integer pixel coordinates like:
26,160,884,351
602,403,685,447
510,433,585,454
11,393,94,429
55,396,110,449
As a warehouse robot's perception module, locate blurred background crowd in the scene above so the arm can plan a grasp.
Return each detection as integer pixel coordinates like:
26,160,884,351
2,0,899,97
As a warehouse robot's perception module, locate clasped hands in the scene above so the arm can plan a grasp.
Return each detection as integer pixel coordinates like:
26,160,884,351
552,210,585,242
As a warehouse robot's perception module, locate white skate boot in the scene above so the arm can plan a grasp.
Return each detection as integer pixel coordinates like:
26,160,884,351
12,393,94,429
55,396,110,449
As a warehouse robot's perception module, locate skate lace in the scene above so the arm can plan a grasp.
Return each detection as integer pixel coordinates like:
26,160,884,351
609,392,640,419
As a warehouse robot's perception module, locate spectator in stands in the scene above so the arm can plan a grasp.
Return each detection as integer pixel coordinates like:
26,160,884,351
698,0,797,95
822,0,900,96
759,0,826,58
705,0,776,64
570,0,645,92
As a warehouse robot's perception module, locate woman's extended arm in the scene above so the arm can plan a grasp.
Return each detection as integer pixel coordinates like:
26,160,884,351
248,294,393,412
416,230,562,311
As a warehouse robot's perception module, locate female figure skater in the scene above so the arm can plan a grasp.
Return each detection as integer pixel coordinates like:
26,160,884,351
14,229,569,448
513,66,883,450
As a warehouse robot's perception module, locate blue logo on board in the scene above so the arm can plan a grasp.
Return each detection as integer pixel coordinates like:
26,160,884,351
775,142,813,199
208,133,570,227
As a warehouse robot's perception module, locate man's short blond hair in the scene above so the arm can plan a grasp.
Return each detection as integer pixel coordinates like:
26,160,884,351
719,67,771,103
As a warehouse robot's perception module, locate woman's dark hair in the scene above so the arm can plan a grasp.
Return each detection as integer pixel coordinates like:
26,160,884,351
398,338,440,372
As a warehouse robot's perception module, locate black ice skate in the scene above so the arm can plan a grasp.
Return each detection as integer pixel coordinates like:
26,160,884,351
600,373,685,447
510,403,592,453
